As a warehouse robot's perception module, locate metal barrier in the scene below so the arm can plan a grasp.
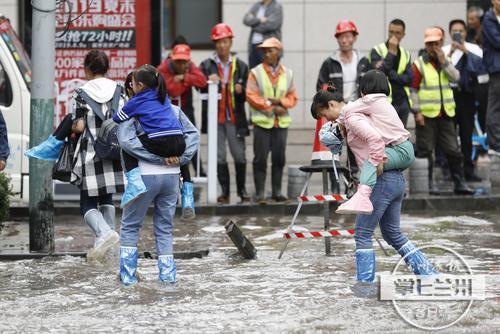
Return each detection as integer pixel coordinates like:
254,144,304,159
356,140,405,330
172,81,219,204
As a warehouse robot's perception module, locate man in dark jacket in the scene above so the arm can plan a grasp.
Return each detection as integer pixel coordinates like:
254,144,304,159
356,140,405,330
316,20,369,101
369,19,413,127
482,1,500,155
158,44,208,175
0,111,9,172
199,23,250,203
243,0,283,69
316,20,369,192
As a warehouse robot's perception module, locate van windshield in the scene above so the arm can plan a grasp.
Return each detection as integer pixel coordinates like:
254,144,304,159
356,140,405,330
0,18,31,90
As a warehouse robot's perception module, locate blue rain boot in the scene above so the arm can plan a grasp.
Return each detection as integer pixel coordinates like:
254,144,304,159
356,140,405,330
158,255,176,283
25,135,64,161
398,241,438,276
351,249,377,298
120,246,139,286
181,181,195,221
355,249,376,282
121,167,148,208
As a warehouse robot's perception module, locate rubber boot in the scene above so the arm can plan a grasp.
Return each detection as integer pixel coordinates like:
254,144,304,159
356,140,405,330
158,255,177,283
271,166,287,202
181,181,195,221
428,165,441,195
98,204,115,231
398,241,438,276
448,157,475,195
235,163,250,202
217,163,230,204
84,209,119,262
25,135,64,161
120,246,138,286
121,167,148,209
336,185,373,215
253,166,267,204
355,249,376,282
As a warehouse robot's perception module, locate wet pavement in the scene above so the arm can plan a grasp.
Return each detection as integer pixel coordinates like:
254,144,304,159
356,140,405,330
0,212,498,333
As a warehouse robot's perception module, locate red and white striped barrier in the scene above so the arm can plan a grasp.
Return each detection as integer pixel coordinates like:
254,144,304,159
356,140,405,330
298,194,347,202
284,229,355,239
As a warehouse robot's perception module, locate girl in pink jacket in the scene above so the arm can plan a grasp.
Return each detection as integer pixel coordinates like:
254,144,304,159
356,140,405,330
311,70,436,288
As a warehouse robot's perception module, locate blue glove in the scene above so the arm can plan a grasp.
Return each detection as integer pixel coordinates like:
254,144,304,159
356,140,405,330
319,121,343,155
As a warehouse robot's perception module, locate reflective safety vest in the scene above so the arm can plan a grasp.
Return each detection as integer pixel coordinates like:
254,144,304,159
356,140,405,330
217,57,238,124
414,56,456,118
370,43,412,107
250,64,293,129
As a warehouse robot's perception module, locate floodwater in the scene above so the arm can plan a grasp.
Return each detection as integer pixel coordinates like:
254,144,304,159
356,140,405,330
0,212,498,333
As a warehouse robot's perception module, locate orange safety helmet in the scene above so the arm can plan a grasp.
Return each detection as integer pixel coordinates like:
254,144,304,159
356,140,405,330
211,23,234,41
334,20,359,38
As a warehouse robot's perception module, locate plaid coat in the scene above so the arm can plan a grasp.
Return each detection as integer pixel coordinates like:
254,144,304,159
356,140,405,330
70,80,125,197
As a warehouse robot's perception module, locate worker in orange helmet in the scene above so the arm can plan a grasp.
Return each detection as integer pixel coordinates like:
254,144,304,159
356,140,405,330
199,23,251,204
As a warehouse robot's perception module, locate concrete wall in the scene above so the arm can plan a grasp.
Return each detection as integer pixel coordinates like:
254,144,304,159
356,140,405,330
187,0,467,130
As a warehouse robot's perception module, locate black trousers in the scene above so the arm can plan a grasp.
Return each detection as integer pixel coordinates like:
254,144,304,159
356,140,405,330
416,115,463,176
253,126,287,196
453,90,476,176
486,73,500,152
249,43,264,70
122,134,191,182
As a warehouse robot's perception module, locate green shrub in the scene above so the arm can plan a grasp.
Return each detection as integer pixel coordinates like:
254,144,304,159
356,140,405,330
0,172,12,227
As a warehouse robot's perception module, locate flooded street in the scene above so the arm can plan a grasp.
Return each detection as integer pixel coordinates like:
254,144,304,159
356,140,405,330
0,212,498,333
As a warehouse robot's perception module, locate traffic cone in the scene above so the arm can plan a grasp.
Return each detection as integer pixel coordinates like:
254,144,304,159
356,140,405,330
311,117,333,165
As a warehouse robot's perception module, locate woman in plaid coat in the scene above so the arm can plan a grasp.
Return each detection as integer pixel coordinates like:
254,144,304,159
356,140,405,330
71,50,125,261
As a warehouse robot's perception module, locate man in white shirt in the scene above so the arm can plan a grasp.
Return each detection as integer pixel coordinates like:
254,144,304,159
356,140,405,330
442,19,488,181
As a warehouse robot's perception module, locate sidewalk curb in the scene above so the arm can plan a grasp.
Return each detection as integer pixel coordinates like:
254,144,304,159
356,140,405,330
9,195,500,218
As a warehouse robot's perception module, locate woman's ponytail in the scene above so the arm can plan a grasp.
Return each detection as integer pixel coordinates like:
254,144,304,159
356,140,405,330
156,72,167,104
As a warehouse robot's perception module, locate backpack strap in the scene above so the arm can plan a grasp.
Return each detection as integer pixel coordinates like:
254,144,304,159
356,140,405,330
76,85,122,120
109,85,123,116
75,88,106,121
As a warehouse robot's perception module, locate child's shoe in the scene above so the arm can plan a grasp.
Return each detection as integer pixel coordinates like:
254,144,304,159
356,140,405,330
121,167,148,208
24,135,64,160
336,184,373,215
181,181,195,221
158,255,176,283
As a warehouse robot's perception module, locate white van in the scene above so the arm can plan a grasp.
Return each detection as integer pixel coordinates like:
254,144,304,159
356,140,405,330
0,15,31,200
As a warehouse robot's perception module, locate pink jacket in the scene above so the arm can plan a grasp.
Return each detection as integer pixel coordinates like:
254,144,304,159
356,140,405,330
338,94,410,167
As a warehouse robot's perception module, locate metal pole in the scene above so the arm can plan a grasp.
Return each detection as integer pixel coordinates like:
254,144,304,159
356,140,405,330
322,169,331,255
206,81,218,203
29,0,56,253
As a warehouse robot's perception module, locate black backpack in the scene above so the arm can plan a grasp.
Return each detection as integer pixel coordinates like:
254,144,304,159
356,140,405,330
76,85,123,161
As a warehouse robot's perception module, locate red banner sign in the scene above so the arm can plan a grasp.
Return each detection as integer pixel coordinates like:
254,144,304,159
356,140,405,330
55,0,150,123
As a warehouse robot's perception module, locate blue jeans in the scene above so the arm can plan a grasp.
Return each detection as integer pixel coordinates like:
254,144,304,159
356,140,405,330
120,174,179,255
355,170,408,250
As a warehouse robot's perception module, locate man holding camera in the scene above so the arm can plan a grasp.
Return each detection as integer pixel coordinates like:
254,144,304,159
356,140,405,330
442,19,487,182
411,27,474,195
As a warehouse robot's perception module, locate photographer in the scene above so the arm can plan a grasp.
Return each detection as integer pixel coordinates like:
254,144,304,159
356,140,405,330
442,19,487,181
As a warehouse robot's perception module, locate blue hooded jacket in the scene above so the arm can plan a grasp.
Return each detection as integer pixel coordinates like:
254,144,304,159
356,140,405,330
113,88,183,139
482,8,500,74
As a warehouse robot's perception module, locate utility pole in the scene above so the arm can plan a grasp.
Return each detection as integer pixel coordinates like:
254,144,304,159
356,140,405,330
29,0,56,253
